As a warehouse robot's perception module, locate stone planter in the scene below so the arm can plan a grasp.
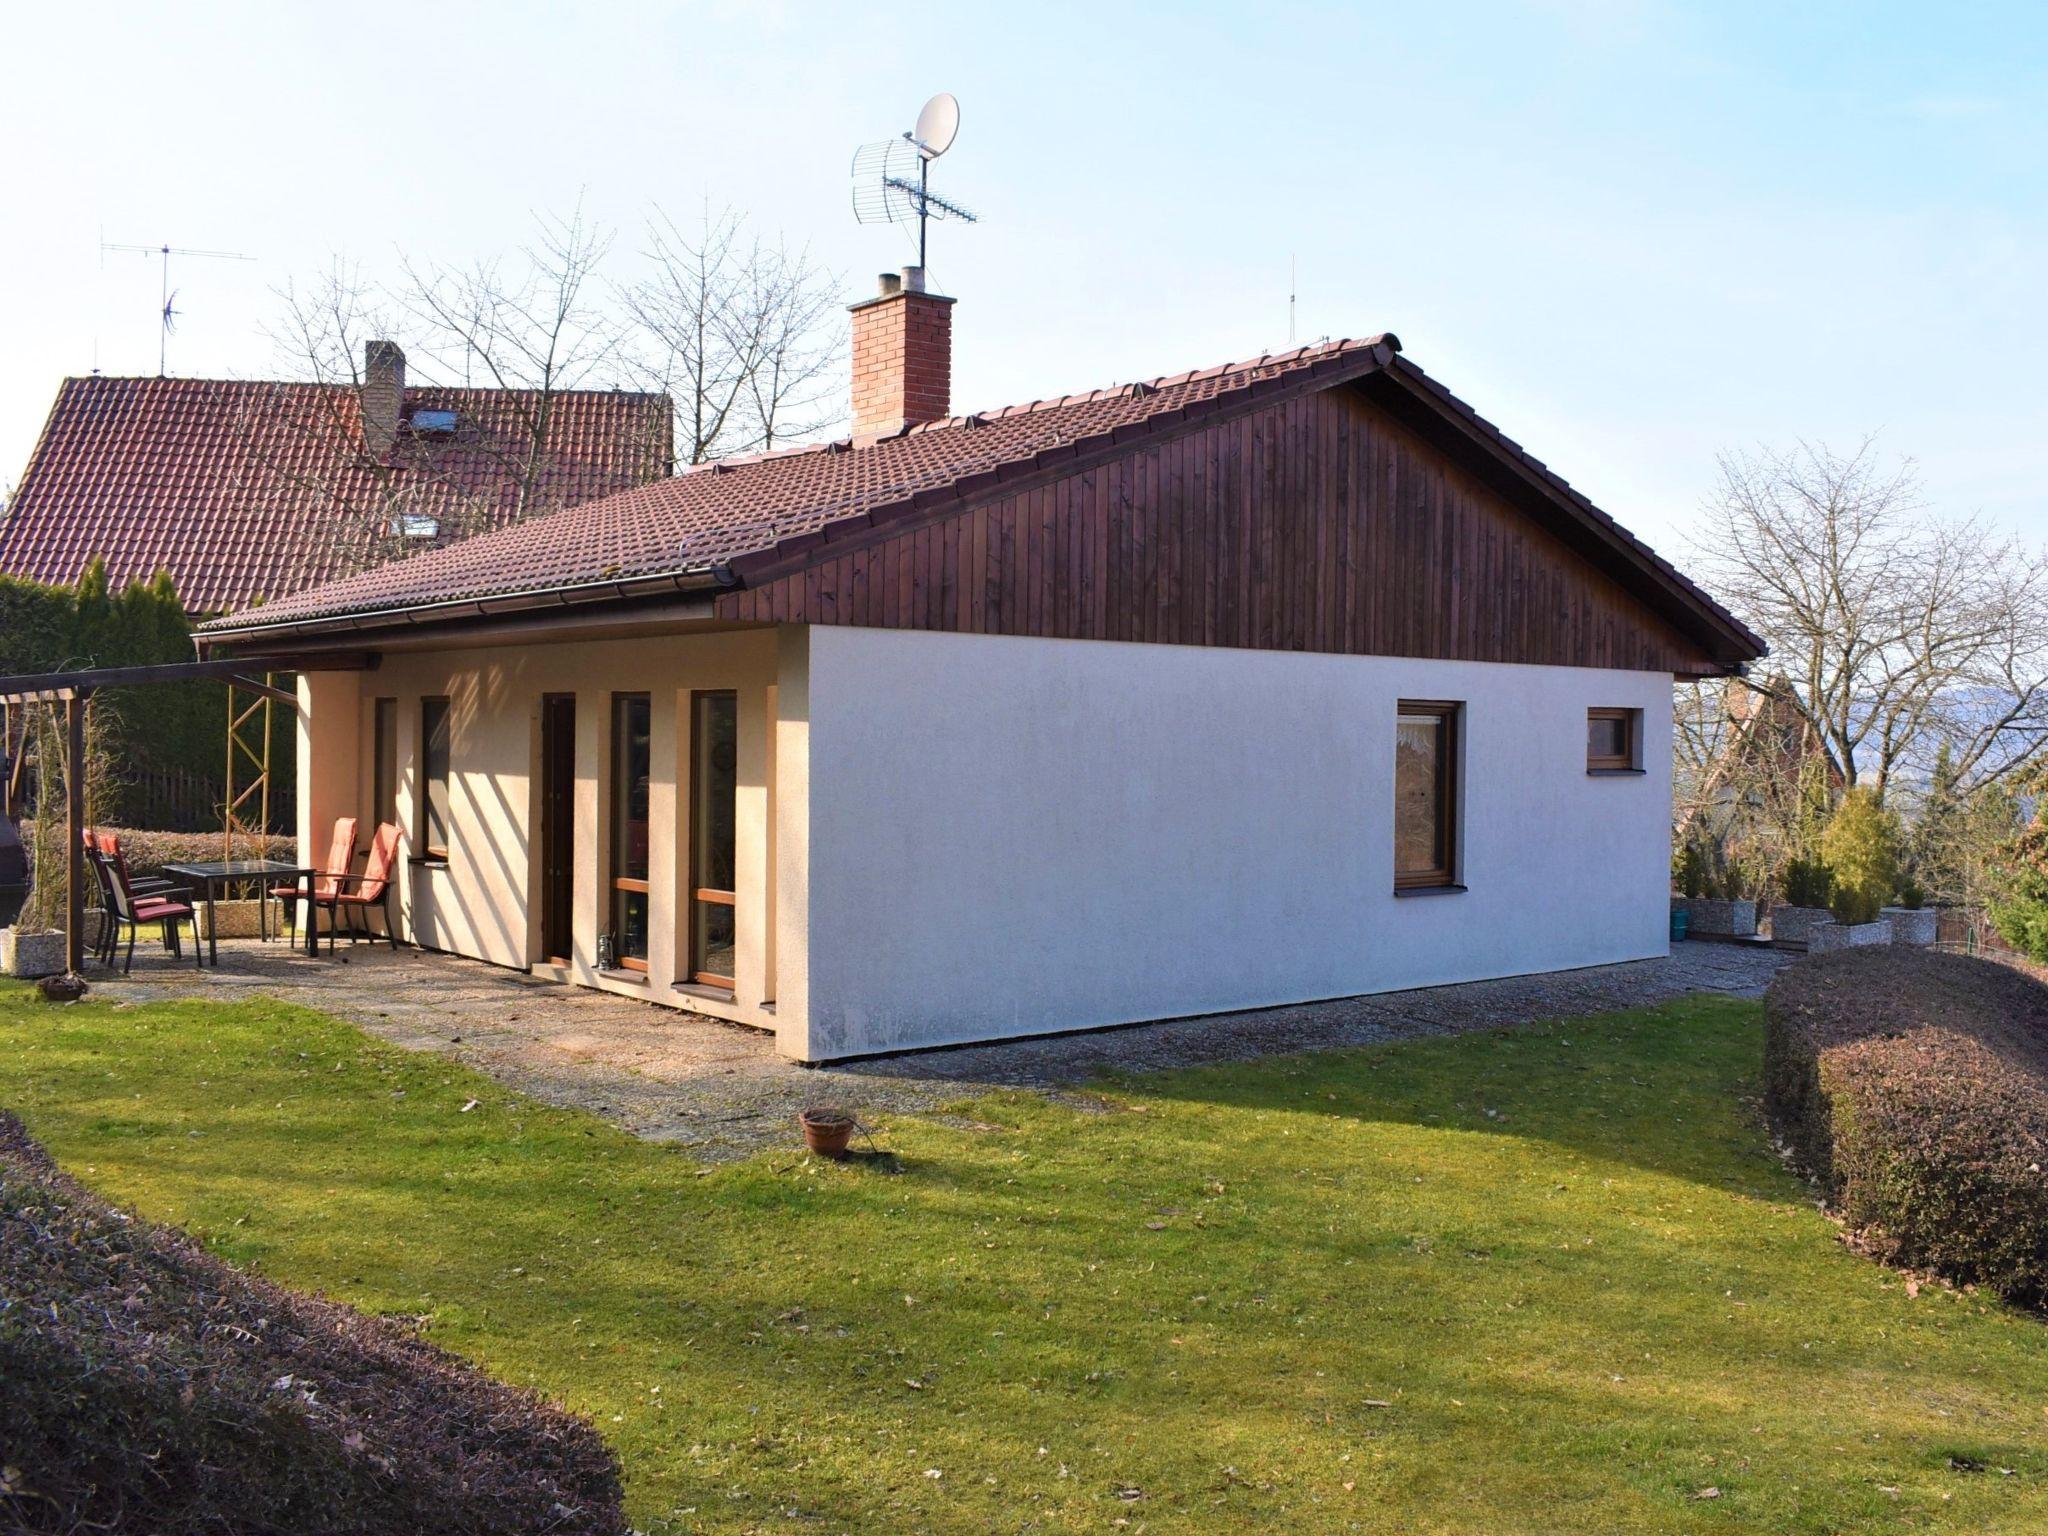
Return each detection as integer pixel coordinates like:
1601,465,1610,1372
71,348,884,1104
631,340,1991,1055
1,927,66,979
1768,905,1834,948
1807,919,1892,954
1881,906,1938,947
1680,898,1758,938
194,899,269,940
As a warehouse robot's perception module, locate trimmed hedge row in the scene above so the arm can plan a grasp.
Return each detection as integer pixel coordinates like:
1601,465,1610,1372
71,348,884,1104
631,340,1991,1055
99,826,296,880
1764,948,2048,1306
0,1110,626,1535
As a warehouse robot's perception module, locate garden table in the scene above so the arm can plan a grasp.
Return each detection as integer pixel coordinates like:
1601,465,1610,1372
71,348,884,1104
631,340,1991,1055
159,859,316,965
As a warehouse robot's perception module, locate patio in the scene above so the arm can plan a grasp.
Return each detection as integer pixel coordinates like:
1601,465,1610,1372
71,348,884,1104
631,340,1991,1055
90,936,1788,1160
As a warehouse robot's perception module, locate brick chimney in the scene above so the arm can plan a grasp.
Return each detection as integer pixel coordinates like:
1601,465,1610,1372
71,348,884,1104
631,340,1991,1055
361,340,406,458
848,267,954,438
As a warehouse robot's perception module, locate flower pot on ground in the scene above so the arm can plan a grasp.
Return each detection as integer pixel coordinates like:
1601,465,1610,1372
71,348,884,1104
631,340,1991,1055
1769,905,1835,948
194,899,267,940
1881,906,1938,947
1807,919,1892,954
1,927,67,979
798,1107,856,1158
1682,898,1758,938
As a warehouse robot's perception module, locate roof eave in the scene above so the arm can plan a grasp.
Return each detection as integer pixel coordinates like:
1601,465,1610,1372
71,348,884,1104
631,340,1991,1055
195,565,730,654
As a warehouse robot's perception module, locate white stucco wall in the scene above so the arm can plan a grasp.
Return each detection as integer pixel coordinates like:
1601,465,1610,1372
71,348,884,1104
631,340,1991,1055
790,625,1674,1061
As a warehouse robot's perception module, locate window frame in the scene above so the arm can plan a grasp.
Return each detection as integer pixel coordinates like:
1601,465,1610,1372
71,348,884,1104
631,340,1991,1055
418,696,451,862
1394,699,1462,892
608,692,652,974
371,697,398,830
688,690,740,992
1586,707,1642,774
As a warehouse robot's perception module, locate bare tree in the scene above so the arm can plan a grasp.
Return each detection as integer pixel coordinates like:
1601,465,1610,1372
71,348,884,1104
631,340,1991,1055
397,202,641,519
240,264,511,583
1689,439,2048,805
624,206,844,464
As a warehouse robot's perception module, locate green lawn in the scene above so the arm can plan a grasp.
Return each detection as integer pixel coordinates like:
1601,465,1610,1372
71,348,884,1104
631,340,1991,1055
3,984,2044,1534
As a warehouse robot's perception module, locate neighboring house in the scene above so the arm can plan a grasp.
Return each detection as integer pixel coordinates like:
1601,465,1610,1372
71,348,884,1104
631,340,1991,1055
0,345,673,614
197,268,1765,1063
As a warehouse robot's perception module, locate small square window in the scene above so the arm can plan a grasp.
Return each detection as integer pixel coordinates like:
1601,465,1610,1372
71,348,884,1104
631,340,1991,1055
1587,708,1640,772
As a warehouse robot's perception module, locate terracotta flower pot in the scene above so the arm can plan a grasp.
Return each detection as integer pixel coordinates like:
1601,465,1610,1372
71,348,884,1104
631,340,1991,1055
799,1107,856,1158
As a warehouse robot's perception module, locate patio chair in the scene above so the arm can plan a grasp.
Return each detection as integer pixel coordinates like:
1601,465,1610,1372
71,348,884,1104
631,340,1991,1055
328,821,403,948
86,832,178,966
97,837,200,973
270,816,358,953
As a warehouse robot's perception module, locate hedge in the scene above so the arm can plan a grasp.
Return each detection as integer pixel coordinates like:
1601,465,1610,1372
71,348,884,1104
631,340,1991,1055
0,563,270,824
98,827,296,880
0,1110,626,1535
1764,948,2048,1306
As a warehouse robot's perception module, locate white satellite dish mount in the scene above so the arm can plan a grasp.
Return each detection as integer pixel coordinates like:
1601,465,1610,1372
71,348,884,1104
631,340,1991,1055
852,92,978,271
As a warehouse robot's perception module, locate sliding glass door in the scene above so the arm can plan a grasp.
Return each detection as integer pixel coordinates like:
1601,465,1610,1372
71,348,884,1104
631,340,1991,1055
688,691,738,989
609,693,651,971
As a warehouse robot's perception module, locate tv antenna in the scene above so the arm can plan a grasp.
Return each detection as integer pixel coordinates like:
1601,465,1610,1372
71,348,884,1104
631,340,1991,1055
851,92,977,270
100,241,255,376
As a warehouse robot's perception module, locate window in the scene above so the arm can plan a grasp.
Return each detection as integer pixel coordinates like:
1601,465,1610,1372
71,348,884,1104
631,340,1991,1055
372,698,397,828
419,697,451,860
1395,701,1460,890
1587,708,1641,773
609,693,652,972
389,512,441,539
689,691,739,989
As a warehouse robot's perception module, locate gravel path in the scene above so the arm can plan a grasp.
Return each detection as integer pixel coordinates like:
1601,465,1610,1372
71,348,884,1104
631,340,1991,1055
96,939,1785,1160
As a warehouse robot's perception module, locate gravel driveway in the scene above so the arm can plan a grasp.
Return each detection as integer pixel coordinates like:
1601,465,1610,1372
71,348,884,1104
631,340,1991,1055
97,939,1785,1161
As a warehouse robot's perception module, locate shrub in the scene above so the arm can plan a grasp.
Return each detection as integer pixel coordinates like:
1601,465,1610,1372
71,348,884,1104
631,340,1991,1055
1820,787,1899,925
1780,855,1834,910
1763,949,2048,1306
1672,840,1707,899
0,1109,626,1535
1989,781,2048,963
97,827,295,880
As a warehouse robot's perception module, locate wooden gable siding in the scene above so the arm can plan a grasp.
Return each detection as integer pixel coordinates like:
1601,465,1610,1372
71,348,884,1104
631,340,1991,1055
713,385,1717,674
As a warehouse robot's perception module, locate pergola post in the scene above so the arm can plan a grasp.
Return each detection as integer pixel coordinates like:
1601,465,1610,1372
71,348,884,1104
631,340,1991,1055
65,690,88,975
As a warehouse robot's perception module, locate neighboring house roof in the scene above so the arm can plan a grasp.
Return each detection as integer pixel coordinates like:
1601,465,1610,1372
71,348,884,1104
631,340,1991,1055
0,375,673,613
199,336,1764,670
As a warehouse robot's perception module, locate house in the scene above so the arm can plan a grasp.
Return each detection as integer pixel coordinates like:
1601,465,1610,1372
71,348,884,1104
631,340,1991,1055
196,268,1765,1063
0,345,673,614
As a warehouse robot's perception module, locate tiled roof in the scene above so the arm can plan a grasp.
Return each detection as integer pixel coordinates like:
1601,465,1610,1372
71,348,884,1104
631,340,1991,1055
0,376,672,613
204,337,1402,632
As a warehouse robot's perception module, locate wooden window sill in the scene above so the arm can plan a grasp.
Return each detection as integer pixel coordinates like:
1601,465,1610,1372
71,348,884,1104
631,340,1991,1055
1394,883,1468,898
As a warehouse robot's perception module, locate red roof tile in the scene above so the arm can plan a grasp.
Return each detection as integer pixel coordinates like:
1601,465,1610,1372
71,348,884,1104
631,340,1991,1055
0,376,672,613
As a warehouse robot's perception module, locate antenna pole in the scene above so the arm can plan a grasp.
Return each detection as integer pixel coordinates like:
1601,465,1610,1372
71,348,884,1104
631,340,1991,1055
158,246,170,377
919,157,929,270
1288,254,1297,347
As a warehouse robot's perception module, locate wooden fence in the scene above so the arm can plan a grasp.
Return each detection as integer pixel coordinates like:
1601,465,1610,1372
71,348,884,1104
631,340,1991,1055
1,761,293,835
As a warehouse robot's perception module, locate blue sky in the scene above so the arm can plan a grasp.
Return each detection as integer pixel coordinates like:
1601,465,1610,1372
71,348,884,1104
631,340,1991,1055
2,1,2042,557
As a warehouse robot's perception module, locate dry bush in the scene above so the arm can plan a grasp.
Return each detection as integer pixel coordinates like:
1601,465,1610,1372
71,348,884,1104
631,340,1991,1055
1764,949,2048,1305
0,1110,625,1535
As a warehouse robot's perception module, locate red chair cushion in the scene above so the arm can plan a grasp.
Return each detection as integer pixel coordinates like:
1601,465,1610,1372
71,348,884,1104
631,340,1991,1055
134,900,192,919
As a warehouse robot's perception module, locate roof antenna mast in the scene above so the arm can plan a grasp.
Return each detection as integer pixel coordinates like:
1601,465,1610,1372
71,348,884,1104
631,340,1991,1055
851,93,978,271
100,241,255,376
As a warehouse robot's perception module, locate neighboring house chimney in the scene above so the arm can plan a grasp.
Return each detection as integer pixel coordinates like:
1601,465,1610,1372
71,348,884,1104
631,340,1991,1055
361,340,406,458
848,266,954,438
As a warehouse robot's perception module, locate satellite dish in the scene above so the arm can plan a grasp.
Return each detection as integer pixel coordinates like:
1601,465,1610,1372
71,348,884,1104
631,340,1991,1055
914,92,960,159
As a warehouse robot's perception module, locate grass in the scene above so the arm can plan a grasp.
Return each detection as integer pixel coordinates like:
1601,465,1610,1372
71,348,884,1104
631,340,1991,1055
2,984,2045,1534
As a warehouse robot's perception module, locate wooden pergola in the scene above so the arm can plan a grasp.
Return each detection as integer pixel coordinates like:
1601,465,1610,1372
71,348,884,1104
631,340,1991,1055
0,652,376,973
